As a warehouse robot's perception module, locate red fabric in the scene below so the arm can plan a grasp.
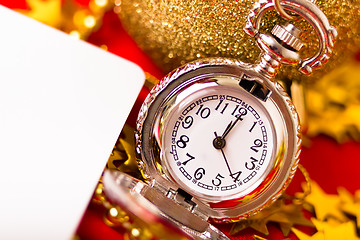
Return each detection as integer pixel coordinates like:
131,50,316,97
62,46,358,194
3,1,359,239
0,0,27,9
87,11,165,80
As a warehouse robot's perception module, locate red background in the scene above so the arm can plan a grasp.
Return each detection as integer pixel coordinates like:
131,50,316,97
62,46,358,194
2,1,359,239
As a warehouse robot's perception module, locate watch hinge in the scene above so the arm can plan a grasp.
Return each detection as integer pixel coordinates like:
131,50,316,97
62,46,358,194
239,75,272,101
166,188,208,221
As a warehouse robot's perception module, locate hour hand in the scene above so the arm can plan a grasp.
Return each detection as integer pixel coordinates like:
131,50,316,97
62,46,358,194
212,120,237,149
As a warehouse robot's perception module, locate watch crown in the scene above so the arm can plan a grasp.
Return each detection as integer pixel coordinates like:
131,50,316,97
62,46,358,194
271,23,304,51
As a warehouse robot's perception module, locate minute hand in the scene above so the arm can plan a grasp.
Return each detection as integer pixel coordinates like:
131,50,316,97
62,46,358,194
221,108,247,139
214,132,233,175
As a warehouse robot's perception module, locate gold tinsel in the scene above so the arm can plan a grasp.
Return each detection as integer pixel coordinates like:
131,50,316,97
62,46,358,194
117,0,360,82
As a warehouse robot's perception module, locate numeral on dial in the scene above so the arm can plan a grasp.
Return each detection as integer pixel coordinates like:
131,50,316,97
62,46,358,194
176,135,189,148
182,153,195,165
245,157,258,170
212,173,225,186
215,100,229,114
196,104,211,119
181,116,193,129
250,139,263,152
232,105,248,119
249,121,257,132
194,167,205,180
168,93,271,195
230,171,242,183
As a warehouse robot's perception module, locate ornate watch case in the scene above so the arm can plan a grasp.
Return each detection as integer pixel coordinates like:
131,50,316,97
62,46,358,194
103,0,336,238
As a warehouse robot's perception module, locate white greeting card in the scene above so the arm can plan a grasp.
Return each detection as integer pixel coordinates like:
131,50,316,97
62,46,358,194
0,5,144,240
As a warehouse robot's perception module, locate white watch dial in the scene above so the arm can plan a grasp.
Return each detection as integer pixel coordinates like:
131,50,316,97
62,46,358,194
162,83,275,201
136,59,301,220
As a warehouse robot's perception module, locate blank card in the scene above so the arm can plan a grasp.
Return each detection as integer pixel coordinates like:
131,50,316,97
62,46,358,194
0,5,144,240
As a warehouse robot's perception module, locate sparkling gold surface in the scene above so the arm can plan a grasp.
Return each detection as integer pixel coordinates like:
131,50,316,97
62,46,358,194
118,0,360,82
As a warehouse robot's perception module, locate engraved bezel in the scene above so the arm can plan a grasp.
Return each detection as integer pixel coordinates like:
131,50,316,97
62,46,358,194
135,58,301,222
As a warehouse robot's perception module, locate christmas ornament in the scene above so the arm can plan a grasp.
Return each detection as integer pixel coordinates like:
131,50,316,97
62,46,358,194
338,188,360,229
103,0,336,238
266,203,314,236
253,236,268,240
291,226,324,240
118,0,359,82
230,198,313,236
306,60,360,142
230,164,313,237
302,181,347,221
230,200,283,236
107,124,141,178
291,183,360,240
292,218,360,240
314,220,360,240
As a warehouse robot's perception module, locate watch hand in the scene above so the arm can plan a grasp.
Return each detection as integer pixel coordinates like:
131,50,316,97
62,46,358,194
212,116,242,149
221,118,239,139
221,108,247,140
214,132,233,175
221,121,233,139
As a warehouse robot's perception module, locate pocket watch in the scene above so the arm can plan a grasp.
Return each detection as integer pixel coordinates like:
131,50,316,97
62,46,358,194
103,0,336,239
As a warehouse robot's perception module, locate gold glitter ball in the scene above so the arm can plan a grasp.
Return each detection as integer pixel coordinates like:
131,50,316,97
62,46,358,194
118,0,360,82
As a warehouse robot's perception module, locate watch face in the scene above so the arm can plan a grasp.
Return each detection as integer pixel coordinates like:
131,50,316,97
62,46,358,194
161,78,275,201
136,59,300,219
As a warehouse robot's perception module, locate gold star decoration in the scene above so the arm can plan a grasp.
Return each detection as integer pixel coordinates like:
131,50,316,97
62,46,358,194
231,180,360,238
291,227,324,240
229,211,272,235
306,60,360,142
253,235,268,240
107,124,141,178
314,219,360,240
266,203,313,236
292,218,360,240
355,190,360,202
17,0,62,27
230,201,282,235
303,181,347,221
338,187,360,229
230,199,313,236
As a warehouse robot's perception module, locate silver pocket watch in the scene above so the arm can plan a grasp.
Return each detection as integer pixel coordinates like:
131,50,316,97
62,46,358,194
103,0,336,239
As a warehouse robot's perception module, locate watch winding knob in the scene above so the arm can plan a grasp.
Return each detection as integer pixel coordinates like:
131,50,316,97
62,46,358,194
271,23,303,52
254,23,303,78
